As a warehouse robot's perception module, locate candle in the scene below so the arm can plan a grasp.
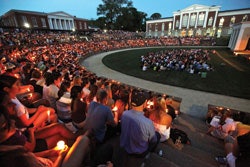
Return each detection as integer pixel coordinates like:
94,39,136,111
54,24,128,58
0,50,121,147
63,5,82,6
57,140,66,150
47,110,50,123
112,106,118,111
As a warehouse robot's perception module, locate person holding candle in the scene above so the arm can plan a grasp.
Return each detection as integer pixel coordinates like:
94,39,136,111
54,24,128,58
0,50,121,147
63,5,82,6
0,105,92,167
0,74,57,129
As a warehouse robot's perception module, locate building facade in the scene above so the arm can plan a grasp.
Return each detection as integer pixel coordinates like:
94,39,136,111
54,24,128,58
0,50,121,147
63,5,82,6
0,9,89,32
146,4,250,38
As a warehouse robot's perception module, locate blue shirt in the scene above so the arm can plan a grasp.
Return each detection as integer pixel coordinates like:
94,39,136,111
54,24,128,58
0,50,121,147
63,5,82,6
120,109,157,154
85,101,114,142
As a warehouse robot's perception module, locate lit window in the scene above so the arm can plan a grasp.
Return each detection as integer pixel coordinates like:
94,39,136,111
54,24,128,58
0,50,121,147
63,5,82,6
41,18,47,27
219,17,224,27
182,14,188,27
176,20,179,28
242,15,248,22
208,17,213,26
31,17,38,27
190,14,196,26
198,13,205,26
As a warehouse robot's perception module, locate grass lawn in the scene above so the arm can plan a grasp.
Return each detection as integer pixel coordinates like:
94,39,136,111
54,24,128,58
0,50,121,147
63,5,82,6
102,47,250,99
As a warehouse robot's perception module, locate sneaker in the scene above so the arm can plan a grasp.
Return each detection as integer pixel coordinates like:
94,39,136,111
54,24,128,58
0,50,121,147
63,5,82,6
215,156,227,164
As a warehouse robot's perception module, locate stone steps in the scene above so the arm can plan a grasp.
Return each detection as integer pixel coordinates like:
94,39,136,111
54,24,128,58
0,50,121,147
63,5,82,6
109,113,225,167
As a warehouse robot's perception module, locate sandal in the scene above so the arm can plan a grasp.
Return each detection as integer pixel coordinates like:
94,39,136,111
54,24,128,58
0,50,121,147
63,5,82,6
215,156,227,164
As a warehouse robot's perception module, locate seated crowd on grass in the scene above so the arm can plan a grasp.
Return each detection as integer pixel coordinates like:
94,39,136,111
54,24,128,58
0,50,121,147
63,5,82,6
0,28,249,167
140,49,213,73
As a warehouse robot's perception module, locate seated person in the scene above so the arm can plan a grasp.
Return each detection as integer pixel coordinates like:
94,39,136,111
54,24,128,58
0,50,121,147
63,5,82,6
84,89,118,144
207,109,236,140
0,75,57,129
70,86,87,129
216,123,250,167
0,135,91,167
148,96,172,142
120,89,160,157
56,81,72,122
0,104,77,152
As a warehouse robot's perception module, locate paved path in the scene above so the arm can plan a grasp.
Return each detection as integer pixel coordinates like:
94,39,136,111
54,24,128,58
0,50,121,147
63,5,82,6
81,48,250,119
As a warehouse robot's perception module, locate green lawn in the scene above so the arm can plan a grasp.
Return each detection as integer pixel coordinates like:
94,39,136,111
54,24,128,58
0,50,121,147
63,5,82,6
102,47,250,99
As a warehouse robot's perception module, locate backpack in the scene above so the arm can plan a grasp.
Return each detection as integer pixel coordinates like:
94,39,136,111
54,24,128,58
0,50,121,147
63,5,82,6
170,128,191,144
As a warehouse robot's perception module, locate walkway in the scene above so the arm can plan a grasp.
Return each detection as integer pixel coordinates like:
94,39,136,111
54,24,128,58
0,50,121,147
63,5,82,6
81,48,250,119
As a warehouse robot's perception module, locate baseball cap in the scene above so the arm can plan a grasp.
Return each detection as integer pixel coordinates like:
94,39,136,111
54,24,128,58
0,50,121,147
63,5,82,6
131,89,149,107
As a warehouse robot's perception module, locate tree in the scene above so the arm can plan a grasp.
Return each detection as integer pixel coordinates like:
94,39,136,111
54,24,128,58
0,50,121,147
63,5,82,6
97,0,133,30
115,7,147,31
150,13,162,20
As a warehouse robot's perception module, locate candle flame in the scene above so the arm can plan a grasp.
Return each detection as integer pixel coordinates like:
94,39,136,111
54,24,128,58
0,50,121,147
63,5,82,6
57,140,65,150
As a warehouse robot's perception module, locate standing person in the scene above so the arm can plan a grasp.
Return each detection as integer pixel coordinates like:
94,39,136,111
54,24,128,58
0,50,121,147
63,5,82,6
120,89,160,157
84,89,119,144
148,96,172,142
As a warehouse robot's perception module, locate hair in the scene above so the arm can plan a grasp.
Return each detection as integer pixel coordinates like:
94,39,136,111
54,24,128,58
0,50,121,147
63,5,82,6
70,86,83,99
0,105,11,132
0,91,9,105
44,71,61,86
31,69,41,79
72,75,82,86
167,105,176,119
58,80,71,99
153,97,167,121
70,86,83,110
96,89,108,103
88,84,98,102
0,145,39,167
0,75,18,91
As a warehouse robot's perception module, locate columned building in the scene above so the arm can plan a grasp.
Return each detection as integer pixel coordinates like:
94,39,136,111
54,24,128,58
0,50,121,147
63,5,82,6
0,9,89,32
47,11,75,31
228,21,250,51
146,4,250,38
172,4,220,37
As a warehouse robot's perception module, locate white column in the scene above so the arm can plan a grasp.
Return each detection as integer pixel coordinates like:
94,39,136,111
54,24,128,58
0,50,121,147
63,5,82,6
70,20,74,30
65,20,69,30
187,12,190,29
48,18,53,29
203,10,209,28
213,10,219,28
195,12,199,28
179,13,183,29
53,18,58,29
173,15,176,30
58,19,62,30
64,19,67,30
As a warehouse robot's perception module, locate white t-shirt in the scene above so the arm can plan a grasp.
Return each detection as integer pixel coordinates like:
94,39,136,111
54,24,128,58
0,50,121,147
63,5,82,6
11,97,29,118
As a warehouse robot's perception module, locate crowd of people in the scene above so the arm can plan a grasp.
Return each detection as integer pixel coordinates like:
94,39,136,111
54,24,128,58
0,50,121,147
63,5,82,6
0,28,248,167
140,49,213,73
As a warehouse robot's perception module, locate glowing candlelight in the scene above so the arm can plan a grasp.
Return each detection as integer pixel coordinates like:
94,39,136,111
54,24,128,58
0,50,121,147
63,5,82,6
27,88,30,92
112,106,118,111
147,101,154,109
57,140,66,150
47,110,50,123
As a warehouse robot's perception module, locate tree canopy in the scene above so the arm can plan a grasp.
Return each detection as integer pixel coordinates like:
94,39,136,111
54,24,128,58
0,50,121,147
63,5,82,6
95,0,147,31
150,13,162,20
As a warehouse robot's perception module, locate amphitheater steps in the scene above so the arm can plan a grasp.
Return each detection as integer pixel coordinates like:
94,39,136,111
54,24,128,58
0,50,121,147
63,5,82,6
109,113,225,167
